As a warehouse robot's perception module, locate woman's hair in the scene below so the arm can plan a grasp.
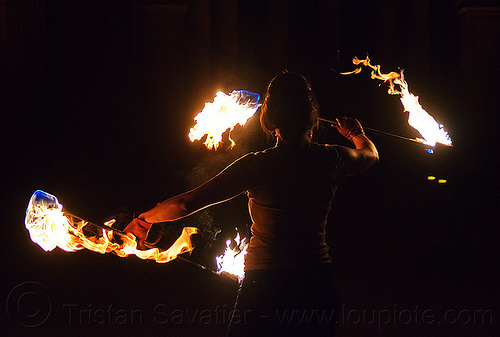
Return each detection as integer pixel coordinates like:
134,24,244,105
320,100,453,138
260,71,319,143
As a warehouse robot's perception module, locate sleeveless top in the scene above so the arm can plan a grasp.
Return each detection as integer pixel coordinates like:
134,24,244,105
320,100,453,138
233,143,347,270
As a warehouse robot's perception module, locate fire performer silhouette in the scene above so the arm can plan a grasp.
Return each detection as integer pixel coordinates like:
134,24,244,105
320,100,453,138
125,72,379,336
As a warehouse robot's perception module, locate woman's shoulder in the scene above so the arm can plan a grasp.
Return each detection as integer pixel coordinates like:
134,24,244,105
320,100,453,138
233,146,284,172
312,142,347,156
242,145,280,158
236,143,347,166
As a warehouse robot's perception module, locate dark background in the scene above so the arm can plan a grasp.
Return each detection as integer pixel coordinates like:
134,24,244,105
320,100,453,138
1,0,498,336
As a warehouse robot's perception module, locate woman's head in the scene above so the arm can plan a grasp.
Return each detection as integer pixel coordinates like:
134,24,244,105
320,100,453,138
260,71,318,145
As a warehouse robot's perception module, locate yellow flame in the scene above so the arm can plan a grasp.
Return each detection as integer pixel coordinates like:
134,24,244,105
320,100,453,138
339,67,362,75
189,91,259,150
216,233,248,282
25,191,198,263
342,56,452,147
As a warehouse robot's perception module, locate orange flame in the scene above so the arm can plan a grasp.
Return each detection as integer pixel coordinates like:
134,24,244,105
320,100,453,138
216,233,248,282
342,56,452,147
25,190,198,263
189,90,260,150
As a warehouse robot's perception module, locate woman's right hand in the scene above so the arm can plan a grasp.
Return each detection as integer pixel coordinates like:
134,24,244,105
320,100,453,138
335,117,365,142
123,217,152,250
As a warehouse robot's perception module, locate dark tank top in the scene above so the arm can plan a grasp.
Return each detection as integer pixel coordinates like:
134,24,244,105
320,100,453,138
233,143,347,270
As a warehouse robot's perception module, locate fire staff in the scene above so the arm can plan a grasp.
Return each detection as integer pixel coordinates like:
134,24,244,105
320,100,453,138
125,71,379,336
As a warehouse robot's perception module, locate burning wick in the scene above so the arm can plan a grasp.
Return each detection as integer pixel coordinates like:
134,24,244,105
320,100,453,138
341,56,452,148
189,90,260,150
25,190,198,263
216,233,248,282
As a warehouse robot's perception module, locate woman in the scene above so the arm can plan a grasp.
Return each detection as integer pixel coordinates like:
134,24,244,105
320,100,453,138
125,72,378,336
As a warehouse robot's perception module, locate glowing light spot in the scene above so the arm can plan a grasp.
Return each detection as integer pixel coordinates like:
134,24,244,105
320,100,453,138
438,179,447,184
427,176,436,181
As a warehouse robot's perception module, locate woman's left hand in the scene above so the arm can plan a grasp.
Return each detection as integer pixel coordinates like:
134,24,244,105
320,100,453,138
123,217,152,250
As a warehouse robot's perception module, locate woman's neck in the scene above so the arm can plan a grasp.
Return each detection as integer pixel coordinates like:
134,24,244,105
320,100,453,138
275,132,312,148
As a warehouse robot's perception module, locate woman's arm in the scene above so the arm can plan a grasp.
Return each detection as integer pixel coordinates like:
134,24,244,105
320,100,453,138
138,163,247,223
124,160,248,248
336,118,379,175
340,134,379,175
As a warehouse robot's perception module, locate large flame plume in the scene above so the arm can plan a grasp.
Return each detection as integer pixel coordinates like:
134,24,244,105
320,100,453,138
342,56,452,148
25,190,198,263
216,233,248,282
189,90,260,150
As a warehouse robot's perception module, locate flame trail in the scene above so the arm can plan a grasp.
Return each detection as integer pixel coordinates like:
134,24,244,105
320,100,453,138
341,56,452,148
189,90,260,150
25,190,198,263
